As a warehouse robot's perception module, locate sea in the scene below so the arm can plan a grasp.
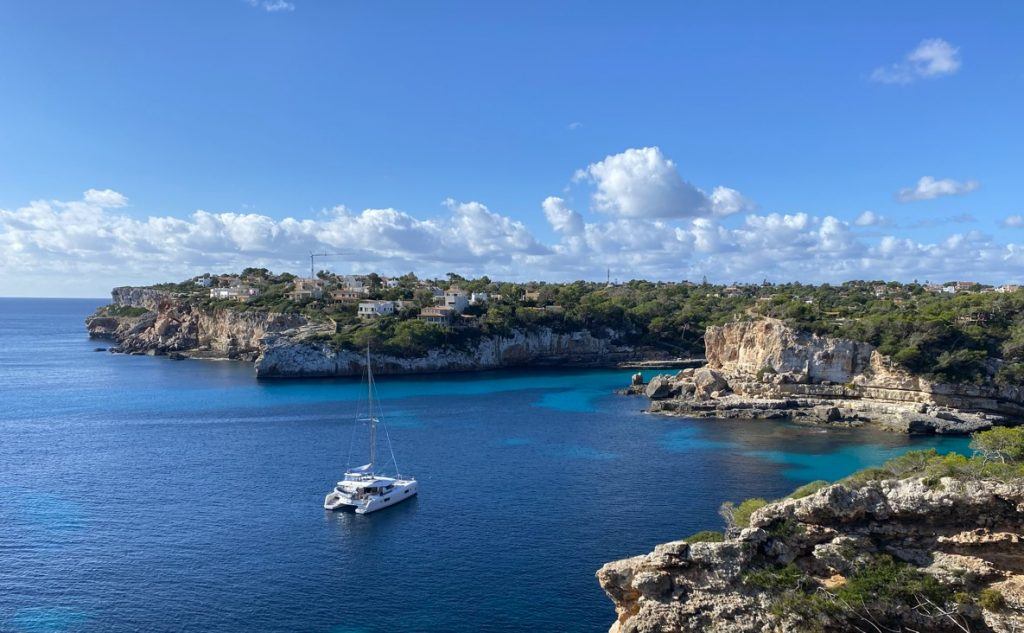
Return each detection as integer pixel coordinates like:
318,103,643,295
0,298,971,633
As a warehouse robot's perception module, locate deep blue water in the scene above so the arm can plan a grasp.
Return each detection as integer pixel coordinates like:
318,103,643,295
0,298,970,632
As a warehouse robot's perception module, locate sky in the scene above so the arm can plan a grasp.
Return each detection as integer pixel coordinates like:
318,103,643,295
2,1,1023,297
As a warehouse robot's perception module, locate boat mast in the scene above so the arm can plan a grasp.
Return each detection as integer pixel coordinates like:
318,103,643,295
367,346,375,470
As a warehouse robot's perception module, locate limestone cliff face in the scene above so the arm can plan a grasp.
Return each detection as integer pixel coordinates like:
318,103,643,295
255,327,635,377
644,319,1024,433
705,318,874,383
86,288,640,375
110,286,173,311
597,477,1024,633
87,290,309,360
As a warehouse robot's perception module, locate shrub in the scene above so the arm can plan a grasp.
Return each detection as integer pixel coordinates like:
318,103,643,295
744,563,808,592
978,588,1006,611
971,427,1024,463
105,305,150,318
683,530,724,543
719,497,768,529
834,554,951,613
789,480,829,499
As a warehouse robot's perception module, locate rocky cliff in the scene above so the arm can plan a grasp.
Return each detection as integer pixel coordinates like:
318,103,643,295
255,327,637,377
86,288,643,376
597,476,1024,633
638,319,1024,433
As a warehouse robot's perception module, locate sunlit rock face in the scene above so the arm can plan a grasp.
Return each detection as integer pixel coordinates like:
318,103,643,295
640,318,1024,434
597,477,1024,633
86,287,647,376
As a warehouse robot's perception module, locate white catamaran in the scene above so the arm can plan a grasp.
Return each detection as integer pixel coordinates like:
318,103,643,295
324,348,418,514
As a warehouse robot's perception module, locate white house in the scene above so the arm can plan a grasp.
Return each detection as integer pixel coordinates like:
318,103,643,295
358,300,395,319
210,285,259,301
194,276,213,287
444,287,469,313
470,292,489,305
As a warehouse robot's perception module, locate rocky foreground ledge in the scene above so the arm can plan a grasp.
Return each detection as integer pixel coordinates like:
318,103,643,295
85,286,651,377
598,475,1024,633
628,319,1024,434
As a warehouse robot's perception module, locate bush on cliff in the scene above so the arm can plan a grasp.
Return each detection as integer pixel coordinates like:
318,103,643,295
788,480,829,499
719,497,768,529
103,305,150,318
683,530,724,543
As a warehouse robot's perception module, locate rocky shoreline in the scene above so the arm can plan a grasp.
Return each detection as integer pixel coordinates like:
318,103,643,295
626,319,1024,434
85,287,658,377
597,475,1024,632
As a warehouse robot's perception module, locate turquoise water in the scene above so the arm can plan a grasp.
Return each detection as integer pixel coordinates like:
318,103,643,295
0,299,970,632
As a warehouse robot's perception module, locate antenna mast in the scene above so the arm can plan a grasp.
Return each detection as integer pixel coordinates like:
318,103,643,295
367,347,376,470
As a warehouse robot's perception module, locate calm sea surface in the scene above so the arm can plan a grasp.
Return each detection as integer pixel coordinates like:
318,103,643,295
0,298,970,633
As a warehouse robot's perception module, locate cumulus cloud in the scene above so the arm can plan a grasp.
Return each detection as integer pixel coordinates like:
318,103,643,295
709,187,756,217
246,0,295,12
871,38,961,84
542,197,584,236
1003,215,1024,228
896,176,979,202
5,179,1024,297
573,147,751,219
854,211,885,227
83,188,129,208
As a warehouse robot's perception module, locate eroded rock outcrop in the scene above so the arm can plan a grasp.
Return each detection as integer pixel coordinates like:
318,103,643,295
640,319,1024,433
86,288,644,376
598,477,1024,633
255,327,637,377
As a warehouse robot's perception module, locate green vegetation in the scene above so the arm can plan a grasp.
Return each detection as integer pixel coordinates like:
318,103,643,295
718,497,768,530
682,530,724,543
121,272,1024,385
721,427,1024,631
746,555,959,630
978,588,1007,611
751,281,1024,385
103,305,150,318
789,480,829,499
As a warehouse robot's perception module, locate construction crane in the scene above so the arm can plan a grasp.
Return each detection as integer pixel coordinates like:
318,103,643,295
309,251,345,279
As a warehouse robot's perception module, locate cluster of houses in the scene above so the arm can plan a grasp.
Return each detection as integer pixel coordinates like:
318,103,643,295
195,272,501,330
922,281,1021,295
361,287,493,328
196,275,262,302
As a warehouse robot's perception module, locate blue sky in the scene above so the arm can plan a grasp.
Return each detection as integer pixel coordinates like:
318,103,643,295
2,1,1023,296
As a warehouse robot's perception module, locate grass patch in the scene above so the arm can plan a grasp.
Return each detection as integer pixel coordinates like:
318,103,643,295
789,480,829,499
683,530,724,543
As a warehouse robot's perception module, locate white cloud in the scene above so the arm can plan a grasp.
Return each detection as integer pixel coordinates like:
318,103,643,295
871,38,961,84
573,146,751,219
567,122,583,131
709,186,755,217
542,196,584,235
854,211,885,227
896,176,979,202
5,178,1024,297
83,188,129,208
246,0,295,12
1003,215,1024,228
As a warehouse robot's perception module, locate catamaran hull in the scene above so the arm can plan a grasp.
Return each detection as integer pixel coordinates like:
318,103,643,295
323,480,418,514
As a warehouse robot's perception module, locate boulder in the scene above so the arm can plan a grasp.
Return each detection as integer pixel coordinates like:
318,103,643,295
693,368,729,397
645,374,676,399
